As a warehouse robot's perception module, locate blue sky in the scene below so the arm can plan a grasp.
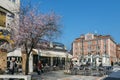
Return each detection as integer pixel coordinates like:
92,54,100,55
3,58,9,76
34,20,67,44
26,0,120,50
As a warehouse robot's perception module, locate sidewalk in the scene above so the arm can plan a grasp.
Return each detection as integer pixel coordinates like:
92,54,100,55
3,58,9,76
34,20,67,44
31,70,104,80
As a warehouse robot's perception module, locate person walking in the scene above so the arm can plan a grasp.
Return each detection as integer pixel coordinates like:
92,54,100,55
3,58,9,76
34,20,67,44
37,60,43,75
70,61,73,70
9,57,17,75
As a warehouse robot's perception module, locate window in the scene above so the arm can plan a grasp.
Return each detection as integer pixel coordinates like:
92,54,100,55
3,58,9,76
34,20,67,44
0,11,6,27
88,41,92,45
88,41,92,52
78,42,80,46
104,39,106,50
85,33,94,40
88,53,91,56
8,14,14,18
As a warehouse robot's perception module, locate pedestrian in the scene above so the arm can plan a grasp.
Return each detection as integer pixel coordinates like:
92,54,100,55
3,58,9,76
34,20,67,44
111,61,113,66
9,57,17,75
37,60,43,75
70,61,73,70
44,63,49,72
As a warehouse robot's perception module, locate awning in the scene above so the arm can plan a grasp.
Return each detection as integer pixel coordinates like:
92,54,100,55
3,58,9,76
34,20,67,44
7,48,22,57
32,49,72,58
68,53,73,58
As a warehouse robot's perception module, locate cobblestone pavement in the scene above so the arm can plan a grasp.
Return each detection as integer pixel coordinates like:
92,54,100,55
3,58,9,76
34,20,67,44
32,70,104,80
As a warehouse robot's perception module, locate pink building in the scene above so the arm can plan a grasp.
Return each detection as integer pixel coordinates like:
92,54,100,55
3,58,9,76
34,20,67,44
72,33,117,65
116,44,120,62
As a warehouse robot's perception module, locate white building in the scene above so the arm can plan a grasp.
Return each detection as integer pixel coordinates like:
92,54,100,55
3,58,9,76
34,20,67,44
7,48,72,73
0,0,20,29
0,0,20,52
7,42,72,73
0,0,20,70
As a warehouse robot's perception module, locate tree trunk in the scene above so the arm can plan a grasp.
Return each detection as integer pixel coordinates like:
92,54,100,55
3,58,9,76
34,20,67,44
25,54,29,75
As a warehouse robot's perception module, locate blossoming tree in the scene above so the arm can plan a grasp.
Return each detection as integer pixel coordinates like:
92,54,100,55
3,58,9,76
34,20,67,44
9,3,61,75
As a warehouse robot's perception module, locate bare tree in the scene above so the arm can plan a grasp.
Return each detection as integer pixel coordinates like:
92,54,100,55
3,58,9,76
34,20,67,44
9,1,62,75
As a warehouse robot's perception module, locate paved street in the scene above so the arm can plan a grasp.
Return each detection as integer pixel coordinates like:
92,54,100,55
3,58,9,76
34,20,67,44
2,66,120,80
32,70,71,80
32,66,120,80
32,70,104,80
102,66,120,80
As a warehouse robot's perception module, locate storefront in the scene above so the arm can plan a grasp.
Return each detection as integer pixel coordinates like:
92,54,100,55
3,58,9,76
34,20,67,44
7,48,72,73
31,49,72,73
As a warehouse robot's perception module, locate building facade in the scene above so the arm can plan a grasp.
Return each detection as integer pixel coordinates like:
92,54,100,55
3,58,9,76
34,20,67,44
72,33,117,66
7,41,72,73
0,0,20,51
28,42,72,73
116,44,120,62
0,0,20,70
0,0,20,29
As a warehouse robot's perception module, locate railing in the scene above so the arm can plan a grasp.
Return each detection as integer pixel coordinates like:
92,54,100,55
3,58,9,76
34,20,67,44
70,66,113,76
